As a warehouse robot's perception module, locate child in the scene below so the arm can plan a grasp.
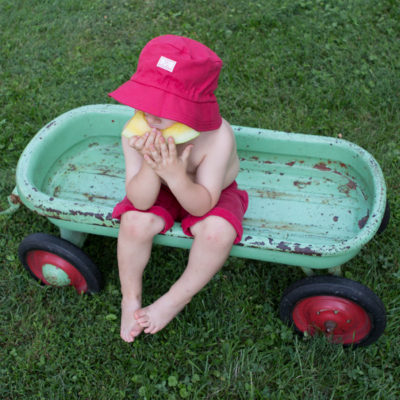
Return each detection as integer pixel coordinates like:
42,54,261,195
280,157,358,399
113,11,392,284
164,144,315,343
109,35,248,343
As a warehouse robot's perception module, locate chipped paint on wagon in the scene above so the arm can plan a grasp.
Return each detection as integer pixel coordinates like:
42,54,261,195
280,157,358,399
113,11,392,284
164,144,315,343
83,193,111,202
338,179,358,196
293,245,322,256
293,180,312,189
358,211,370,229
313,162,331,171
35,202,117,228
277,242,291,251
45,120,57,129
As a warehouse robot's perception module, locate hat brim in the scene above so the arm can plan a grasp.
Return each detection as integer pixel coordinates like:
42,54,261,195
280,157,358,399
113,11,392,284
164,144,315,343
108,79,222,132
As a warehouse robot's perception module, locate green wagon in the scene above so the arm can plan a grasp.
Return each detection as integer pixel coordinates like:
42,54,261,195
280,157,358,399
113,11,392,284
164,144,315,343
12,104,389,347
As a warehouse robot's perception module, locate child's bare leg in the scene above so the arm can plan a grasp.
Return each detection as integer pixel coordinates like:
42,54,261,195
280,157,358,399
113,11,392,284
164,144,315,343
118,211,164,342
135,216,236,334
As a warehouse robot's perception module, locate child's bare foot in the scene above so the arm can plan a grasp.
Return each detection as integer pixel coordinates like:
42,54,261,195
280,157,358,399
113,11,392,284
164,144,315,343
134,292,190,334
120,298,143,342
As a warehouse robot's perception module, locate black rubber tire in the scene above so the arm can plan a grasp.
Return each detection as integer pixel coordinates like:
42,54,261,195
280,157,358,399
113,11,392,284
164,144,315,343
377,200,390,235
18,233,102,294
279,275,386,347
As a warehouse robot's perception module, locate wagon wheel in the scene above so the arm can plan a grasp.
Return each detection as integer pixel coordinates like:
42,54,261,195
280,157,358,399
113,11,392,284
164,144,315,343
279,276,386,347
18,233,102,294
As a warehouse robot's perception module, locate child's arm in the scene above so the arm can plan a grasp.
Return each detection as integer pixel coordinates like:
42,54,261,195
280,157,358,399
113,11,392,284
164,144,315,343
176,141,233,216
168,171,215,217
145,134,234,217
122,135,161,210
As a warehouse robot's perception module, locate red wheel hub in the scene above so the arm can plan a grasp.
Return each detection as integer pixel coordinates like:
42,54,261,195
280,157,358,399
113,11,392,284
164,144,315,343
292,296,371,344
26,250,88,293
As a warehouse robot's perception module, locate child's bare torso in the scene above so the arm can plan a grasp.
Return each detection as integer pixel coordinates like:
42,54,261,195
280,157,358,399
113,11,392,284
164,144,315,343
139,118,240,189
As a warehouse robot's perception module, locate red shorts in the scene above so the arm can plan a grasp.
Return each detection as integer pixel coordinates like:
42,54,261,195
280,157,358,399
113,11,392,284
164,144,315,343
112,182,248,244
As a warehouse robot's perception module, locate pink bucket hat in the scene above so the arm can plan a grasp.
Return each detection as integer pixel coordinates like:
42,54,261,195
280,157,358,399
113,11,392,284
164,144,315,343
108,35,223,131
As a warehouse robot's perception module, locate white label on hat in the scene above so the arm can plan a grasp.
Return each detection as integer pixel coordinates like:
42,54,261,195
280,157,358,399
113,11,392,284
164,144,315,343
157,56,177,73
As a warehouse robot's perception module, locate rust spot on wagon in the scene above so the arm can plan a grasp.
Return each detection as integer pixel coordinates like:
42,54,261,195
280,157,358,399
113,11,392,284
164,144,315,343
37,205,62,216
10,194,21,205
339,179,357,196
293,180,311,189
45,121,57,129
358,210,370,229
99,168,120,178
83,193,110,202
293,245,322,256
347,180,357,190
68,209,106,222
106,213,114,221
313,162,331,171
256,189,288,199
277,241,291,251
250,241,266,246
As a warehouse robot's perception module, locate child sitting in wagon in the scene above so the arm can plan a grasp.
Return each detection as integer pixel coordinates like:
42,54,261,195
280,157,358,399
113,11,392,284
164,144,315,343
109,35,248,342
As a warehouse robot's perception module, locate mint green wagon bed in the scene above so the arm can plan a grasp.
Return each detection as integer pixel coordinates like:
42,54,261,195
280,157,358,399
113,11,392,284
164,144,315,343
14,104,389,347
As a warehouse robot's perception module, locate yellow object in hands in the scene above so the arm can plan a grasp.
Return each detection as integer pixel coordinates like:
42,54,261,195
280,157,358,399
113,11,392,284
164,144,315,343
122,110,200,144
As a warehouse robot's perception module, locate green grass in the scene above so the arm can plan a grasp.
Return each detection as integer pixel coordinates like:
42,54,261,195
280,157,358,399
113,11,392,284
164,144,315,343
1,0,399,398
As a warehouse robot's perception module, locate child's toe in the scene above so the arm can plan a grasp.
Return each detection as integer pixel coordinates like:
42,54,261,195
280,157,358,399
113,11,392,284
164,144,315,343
144,325,154,334
134,309,146,319
121,331,134,343
131,328,142,337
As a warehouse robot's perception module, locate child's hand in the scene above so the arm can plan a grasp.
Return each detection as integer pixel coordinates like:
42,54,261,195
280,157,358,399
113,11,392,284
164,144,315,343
129,129,161,157
144,136,193,183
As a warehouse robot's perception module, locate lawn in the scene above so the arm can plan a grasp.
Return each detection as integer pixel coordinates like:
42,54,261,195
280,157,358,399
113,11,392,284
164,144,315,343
1,0,399,399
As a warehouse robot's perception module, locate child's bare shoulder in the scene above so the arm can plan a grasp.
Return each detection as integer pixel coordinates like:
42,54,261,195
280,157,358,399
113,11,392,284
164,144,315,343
193,119,239,187
185,119,237,173
216,118,235,139
194,119,235,150
208,119,236,159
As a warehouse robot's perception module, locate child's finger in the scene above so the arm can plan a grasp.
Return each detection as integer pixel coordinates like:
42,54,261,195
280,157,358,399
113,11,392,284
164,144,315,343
154,131,163,152
167,137,177,158
144,129,157,147
149,144,162,163
159,136,169,159
130,133,148,150
181,144,194,162
143,154,156,168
